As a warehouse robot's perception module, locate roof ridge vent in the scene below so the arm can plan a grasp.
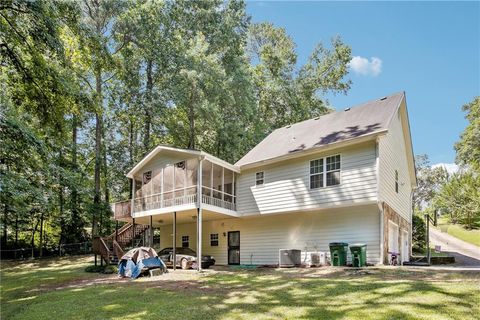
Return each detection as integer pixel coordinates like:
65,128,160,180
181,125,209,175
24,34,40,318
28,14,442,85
344,107,351,111
380,96,387,100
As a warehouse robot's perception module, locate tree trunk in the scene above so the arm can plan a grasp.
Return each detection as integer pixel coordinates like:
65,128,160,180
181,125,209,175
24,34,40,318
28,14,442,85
2,203,7,248
101,120,110,236
144,59,153,154
129,116,134,166
93,65,103,237
188,92,195,149
71,114,80,242
58,149,65,246
39,211,44,257
14,214,18,249
30,217,40,258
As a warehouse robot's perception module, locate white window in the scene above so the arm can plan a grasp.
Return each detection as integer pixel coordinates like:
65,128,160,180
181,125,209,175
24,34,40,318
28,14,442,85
326,155,341,186
255,171,264,186
310,159,324,189
210,233,218,246
181,235,189,248
310,155,341,189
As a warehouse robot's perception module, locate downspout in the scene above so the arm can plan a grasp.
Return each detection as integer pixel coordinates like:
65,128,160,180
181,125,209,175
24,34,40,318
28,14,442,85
375,137,384,265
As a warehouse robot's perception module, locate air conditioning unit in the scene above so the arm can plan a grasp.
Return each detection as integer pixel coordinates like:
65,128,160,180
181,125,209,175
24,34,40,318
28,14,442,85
279,249,301,267
310,252,326,267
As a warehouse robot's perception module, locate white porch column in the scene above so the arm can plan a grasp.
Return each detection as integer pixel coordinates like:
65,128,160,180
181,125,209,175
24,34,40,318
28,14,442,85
197,207,202,271
173,211,176,271
197,157,203,271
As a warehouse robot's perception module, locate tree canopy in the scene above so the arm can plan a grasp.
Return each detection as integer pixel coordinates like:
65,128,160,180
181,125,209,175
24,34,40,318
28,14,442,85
1,0,352,253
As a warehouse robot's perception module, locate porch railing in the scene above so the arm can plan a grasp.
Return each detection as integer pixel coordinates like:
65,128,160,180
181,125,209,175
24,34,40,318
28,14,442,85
113,200,131,220
201,194,236,211
113,188,236,219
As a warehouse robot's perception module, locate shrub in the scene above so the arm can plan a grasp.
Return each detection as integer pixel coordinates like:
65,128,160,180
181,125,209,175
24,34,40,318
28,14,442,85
103,265,118,274
412,214,426,253
84,265,105,273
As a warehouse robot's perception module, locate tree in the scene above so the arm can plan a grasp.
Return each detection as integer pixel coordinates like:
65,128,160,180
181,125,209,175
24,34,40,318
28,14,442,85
434,173,480,229
455,97,480,172
247,22,352,132
413,154,449,210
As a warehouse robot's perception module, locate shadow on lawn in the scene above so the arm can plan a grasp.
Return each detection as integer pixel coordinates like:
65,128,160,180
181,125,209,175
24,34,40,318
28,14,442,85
2,262,479,319
49,269,478,320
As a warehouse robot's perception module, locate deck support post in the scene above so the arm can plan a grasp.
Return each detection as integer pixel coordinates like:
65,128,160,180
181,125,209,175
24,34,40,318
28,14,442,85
149,215,153,247
173,211,176,270
115,220,119,242
197,207,202,271
132,218,136,248
197,158,203,272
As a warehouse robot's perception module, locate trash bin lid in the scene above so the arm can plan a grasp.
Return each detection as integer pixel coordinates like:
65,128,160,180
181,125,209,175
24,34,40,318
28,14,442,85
329,242,349,246
349,243,367,248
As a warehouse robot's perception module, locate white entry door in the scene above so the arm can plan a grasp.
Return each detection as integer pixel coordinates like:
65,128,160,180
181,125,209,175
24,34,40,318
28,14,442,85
401,230,409,263
388,221,399,255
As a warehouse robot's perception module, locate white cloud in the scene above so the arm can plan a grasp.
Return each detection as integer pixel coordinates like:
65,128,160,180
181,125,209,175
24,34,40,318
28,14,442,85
348,56,383,76
431,163,459,175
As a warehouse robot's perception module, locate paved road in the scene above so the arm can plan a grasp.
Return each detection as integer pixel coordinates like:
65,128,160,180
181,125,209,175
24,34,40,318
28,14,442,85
429,227,480,267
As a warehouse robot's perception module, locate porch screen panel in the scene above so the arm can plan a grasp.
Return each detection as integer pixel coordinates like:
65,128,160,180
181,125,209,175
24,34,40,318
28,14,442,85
152,168,162,209
223,169,233,203
134,178,142,198
186,158,197,195
202,160,212,197
212,164,223,199
174,161,185,198
152,168,162,194
163,165,174,206
142,171,152,197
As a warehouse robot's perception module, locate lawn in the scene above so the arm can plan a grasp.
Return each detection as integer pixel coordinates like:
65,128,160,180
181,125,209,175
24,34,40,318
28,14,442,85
1,256,479,320
436,217,480,246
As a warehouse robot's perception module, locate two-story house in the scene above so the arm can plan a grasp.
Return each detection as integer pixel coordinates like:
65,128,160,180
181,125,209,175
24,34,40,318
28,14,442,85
102,91,416,268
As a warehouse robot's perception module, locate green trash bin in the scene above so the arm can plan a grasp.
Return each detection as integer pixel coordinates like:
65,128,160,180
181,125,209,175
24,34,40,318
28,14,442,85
350,243,367,267
329,242,348,266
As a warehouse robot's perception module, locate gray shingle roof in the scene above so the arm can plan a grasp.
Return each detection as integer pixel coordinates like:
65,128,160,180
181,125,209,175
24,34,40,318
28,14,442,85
235,92,405,167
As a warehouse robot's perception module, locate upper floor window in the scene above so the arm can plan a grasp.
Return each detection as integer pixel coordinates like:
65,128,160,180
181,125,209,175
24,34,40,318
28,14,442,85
255,171,264,186
182,235,189,248
395,170,399,193
310,159,324,189
310,155,341,189
326,155,341,186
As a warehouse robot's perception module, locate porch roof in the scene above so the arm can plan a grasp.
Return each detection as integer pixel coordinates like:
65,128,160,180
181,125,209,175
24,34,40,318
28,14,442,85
126,145,240,179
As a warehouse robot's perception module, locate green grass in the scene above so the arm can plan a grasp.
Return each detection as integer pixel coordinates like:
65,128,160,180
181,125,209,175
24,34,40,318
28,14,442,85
1,256,479,320
436,217,480,246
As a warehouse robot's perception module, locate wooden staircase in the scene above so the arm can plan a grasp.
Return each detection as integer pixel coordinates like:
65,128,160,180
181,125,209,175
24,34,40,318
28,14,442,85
92,222,150,265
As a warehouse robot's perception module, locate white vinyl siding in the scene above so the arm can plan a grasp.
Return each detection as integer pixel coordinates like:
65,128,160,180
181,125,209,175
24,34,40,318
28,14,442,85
159,204,381,265
236,142,378,215
378,102,413,223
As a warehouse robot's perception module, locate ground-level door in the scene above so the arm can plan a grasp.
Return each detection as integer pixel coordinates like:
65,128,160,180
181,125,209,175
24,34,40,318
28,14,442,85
401,229,409,263
228,231,240,265
388,221,399,263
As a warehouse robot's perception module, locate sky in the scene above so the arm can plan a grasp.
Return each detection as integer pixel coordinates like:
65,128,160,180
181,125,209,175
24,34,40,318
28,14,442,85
246,1,480,166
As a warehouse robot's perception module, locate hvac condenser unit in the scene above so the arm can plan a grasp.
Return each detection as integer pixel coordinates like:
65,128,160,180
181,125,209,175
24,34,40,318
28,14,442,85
279,249,301,267
310,252,326,267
